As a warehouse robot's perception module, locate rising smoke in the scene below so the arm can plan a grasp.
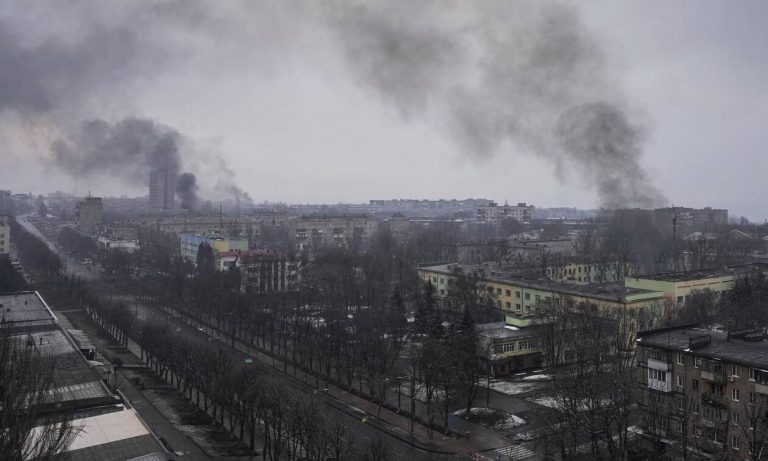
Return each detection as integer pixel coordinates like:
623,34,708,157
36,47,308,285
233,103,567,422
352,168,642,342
0,1,664,208
323,0,666,208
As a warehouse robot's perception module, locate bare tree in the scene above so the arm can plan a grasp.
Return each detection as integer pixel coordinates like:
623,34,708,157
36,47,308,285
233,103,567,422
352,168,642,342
0,324,81,460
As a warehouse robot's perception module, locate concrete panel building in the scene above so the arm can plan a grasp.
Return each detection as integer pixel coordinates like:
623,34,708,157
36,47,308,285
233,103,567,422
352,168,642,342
636,325,768,459
477,201,535,223
75,197,103,234
148,168,176,211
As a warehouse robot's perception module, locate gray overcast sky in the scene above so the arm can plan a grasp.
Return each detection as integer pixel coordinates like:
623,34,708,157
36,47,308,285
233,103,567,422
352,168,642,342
0,1,766,219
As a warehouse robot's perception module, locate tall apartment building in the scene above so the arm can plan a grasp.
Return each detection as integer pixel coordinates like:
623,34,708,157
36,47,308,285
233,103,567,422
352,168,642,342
149,168,176,211
477,201,534,223
636,325,768,459
74,196,103,234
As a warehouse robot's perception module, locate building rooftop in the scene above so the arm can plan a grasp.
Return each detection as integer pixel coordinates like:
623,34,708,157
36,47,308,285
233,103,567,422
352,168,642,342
421,263,662,303
476,322,543,340
630,262,768,283
637,326,768,370
0,291,57,329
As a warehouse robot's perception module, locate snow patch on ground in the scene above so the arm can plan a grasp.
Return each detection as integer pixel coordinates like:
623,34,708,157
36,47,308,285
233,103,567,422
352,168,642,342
488,379,541,395
521,374,551,382
452,408,526,431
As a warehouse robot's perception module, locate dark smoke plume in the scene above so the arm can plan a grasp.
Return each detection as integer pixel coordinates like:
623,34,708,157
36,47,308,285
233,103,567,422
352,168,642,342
176,172,199,211
53,118,181,182
324,0,666,208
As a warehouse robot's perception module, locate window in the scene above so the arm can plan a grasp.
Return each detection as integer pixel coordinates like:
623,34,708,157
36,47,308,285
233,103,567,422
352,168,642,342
440,277,445,285
732,388,740,401
650,369,667,382
732,410,740,426
440,289,445,295
749,392,755,405
731,435,739,450
694,357,702,368
749,368,757,381
515,291,521,298
677,296,684,304
505,289,511,297
692,401,700,414
692,379,699,390
677,353,684,365
518,340,538,351
496,288,502,295
677,376,683,387
731,364,739,378
535,294,541,301
515,303,521,311
494,343,515,354
677,399,684,411
524,293,530,300
713,384,724,397
505,302,511,309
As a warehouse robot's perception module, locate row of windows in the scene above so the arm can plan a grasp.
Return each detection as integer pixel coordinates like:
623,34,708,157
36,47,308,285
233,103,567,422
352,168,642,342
493,340,539,354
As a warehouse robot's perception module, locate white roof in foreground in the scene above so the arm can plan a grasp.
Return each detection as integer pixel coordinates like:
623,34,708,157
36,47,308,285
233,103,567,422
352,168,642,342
28,407,150,456
67,408,149,452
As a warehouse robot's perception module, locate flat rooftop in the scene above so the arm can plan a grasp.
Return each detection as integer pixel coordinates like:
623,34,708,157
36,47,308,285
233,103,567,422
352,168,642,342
0,291,56,329
476,322,544,340
631,262,768,282
638,326,768,369
421,263,661,302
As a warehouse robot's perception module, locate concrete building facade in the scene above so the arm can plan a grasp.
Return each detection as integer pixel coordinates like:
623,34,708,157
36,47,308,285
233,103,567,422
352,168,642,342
0,214,9,255
636,325,768,459
179,233,249,262
477,201,534,223
148,168,176,211
75,197,103,234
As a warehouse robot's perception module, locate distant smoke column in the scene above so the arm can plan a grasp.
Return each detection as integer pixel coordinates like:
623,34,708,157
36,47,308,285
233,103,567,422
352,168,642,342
175,172,199,211
149,168,176,210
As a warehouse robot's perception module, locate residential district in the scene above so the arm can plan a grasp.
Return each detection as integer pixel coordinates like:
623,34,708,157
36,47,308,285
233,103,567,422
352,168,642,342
2,189,767,461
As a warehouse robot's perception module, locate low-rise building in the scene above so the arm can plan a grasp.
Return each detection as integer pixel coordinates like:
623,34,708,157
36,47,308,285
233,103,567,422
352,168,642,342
636,325,768,459
0,214,9,255
625,263,768,308
293,215,378,252
477,201,534,223
180,233,248,262
419,263,664,320
217,249,300,293
476,321,544,376
0,291,164,460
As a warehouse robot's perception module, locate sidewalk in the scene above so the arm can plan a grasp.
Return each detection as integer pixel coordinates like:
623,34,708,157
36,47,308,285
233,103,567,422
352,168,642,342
53,307,258,461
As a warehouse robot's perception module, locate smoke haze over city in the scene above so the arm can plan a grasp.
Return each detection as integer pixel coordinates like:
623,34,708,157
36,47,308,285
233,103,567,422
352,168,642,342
0,1,767,218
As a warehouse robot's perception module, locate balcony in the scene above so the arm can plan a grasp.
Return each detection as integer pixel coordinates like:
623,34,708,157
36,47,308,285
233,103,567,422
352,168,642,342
702,393,727,407
701,370,726,384
755,383,768,395
648,377,672,393
648,358,671,372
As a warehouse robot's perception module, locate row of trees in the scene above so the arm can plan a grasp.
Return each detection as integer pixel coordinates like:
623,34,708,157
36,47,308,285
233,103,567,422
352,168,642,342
53,271,395,461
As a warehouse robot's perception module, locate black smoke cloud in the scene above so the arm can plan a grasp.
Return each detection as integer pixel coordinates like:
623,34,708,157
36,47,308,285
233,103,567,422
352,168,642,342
0,1,665,208
323,0,666,208
53,118,206,208
176,172,199,211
